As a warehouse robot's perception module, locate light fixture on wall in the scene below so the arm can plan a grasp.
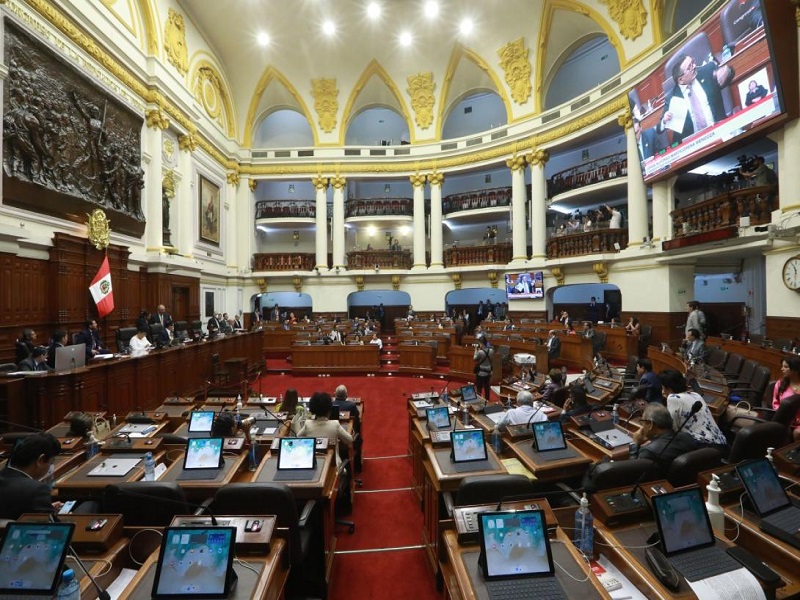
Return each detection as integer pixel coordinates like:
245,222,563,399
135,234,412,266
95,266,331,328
288,184,295,193
293,230,300,246
384,183,391,194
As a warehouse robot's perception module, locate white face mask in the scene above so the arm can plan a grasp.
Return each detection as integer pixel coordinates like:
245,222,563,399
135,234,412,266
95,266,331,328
42,462,55,487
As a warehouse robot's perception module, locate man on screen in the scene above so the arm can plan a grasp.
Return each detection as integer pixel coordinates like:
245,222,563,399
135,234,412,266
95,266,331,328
633,117,659,160
658,54,733,144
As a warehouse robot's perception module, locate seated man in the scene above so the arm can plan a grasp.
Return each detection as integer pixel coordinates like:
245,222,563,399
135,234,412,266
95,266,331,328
631,403,698,475
16,328,38,364
19,346,52,372
75,319,109,360
684,328,706,363
629,358,663,403
0,433,62,519
333,385,359,422
46,330,68,369
493,390,547,431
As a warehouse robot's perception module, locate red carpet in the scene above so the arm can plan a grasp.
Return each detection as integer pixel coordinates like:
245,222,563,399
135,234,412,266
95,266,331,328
337,488,423,551
359,456,412,490
329,549,439,600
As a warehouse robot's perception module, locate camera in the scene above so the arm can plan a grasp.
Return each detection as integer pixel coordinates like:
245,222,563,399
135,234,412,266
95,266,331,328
736,154,757,172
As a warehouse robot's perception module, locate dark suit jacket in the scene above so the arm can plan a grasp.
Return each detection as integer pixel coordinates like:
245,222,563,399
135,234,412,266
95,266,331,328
660,62,731,143
46,342,63,369
150,313,173,328
637,431,698,475
638,126,659,160
15,340,34,364
19,357,50,371
547,336,561,359
75,328,106,359
207,317,221,331
0,466,54,519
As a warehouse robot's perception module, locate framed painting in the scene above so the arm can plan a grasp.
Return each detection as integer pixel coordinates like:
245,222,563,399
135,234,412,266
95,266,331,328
199,175,220,245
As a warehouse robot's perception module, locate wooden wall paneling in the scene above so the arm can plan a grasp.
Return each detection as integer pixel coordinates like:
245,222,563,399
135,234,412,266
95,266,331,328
106,360,137,416
765,316,800,345
79,367,107,414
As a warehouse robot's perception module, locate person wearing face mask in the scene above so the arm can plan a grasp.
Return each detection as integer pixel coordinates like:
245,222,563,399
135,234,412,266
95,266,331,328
0,433,62,519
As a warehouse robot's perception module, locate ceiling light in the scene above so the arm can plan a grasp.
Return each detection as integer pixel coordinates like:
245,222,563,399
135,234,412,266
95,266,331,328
367,2,381,20
399,31,413,47
322,20,336,36
256,32,270,46
459,18,474,36
424,1,439,18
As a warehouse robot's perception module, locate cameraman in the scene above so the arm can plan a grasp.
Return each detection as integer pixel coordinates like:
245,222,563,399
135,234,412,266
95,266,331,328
739,155,777,187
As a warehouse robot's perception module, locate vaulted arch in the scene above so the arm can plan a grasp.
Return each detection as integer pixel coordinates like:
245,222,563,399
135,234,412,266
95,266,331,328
187,54,237,139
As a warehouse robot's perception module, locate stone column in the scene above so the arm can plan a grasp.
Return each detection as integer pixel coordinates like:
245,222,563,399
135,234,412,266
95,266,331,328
506,155,528,262
410,173,427,269
235,176,254,273
313,176,329,270
528,149,549,260
330,176,346,270
652,176,677,243
176,134,195,256
225,171,239,268
620,111,649,246
143,108,169,251
428,172,444,268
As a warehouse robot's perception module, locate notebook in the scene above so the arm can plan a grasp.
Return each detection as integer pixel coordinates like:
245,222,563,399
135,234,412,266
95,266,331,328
151,527,237,599
735,458,800,550
460,384,479,404
477,509,566,600
0,522,75,595
274,437,317,481
178,438,224,480
426,406,452,444
88,457,142,477
187,411,215,434
531,421,577,461
652,487,742,582
450,429,491,472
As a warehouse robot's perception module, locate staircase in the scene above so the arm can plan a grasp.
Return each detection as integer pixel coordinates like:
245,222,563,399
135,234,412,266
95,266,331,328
379,334,400,374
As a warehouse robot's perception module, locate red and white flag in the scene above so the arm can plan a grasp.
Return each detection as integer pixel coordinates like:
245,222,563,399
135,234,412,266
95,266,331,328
89,256,114,318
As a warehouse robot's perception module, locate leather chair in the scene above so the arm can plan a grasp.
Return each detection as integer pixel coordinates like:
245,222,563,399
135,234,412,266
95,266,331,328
772,394,800,428
726,422,790,465
454,474,535,508
0,363,18,373
115,327,138,353
102,482,194,526
720,0,762,48
582,459,656,494
723,353,745,382
550,386,569,408
149,323,166,345
667,448,724,487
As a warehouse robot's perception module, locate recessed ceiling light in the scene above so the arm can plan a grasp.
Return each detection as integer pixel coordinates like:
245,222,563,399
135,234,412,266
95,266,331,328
322,20,336,36
256,32,270,46
424,1,439,18
399,31,413,47
459,18,474,36
367,2,381,20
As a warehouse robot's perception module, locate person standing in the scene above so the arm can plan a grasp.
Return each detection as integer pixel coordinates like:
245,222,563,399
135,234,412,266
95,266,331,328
75,319,109,360
473,336,494,401
685,301,706,338
150,304,173,328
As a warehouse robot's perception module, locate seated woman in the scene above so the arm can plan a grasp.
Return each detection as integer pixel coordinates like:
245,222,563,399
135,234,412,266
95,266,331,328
661,370,728,456
773,358,800,441
561,384,592,420
210,411,252,444
298,392,353,462
625,316,641,335
66,413,94,439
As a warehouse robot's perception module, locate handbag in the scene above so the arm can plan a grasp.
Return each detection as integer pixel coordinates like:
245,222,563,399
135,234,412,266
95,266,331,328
94,416,111,440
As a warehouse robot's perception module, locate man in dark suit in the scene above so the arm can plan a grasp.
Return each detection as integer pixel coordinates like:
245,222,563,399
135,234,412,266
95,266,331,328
207,313,222,335
0,433,62,519
75,319,109,360
633,117,659,160
546,330,561,360
46,330,67,369
658,53,733,144
150,304,173,328
19,346,52,371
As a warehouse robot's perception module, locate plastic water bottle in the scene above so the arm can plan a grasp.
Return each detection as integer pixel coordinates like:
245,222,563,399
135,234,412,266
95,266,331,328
86,432,99,459
56,568,80,600
43,462,55,490
111,414,117,428
705,475,724,536
490,429,503,454
573,493,594,557
248,444,257,471
611,404,619,425
143,451,155,481
441,388,449,404
461,402,470,426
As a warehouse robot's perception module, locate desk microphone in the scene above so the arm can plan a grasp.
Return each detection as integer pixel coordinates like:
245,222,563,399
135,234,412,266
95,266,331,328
49,514,111,600
260,406,294,437
494,488,582,511
111,432,132,447
0,419,43,432
104,484,218,526
607,400,702,512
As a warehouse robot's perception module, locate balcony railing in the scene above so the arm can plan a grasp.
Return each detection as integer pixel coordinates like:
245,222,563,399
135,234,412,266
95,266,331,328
255,200,316,219
548,152,628,197
670,185,778,239
444,243,512,267
443,187,513,215
345,197,412,217
347,249,413,270
253,253,315,271
546,228,628,258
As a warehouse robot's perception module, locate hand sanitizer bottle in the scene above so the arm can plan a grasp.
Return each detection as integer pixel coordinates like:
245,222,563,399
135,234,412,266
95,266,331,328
573,493,594,557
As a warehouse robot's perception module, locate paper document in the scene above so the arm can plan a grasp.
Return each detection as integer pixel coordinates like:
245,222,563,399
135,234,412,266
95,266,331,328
486,412,507,424
686,567,766,600
105,567,138,600
666,96,689,133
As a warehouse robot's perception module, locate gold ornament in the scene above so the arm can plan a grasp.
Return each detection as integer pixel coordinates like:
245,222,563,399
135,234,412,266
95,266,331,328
192,63,234,136
312,176,329,190
451,273,462,290
330,176,347,190
256,278,267,292
178,133,198,152
506,155,527,172
593,262,610,283
249,179,258,192
292,276,302,292
406,72,436,130
163,138,175,163
87,209,111,250
355,275,365,291
311,78,339,133
392,275,401,291
528,149,550,167
164,8,188,75
427,172,444,186
488,271,499,288
409,173,426,188
617,109,633,130
226,170,240,186
550,267,565,286
497,38,532,104
599,0,648,41
145,107,169,130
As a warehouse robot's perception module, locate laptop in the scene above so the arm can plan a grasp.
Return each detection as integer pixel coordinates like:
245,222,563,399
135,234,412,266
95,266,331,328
54,344,86,372
477,509,567,600
177,437,224,480
531,421,577,461
274,437,318,481
652,487,742,582
0,522,75,595
450,429,491,472
187,411,215,436
460,384,480,404
736,458,800,550
151,527,237,599
426,406,453,444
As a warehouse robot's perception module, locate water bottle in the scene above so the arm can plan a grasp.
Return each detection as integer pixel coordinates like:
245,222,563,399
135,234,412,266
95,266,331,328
441,387,449,404
611,404,619,425
278,392,283,407
248,444,258,471
43,462,55,490
705,475,724,536
143,451,155,481
86,432,99,459
56,568,80,600
111,414,117,428
490,429,503,454
573,493,594,557
460,402,470,426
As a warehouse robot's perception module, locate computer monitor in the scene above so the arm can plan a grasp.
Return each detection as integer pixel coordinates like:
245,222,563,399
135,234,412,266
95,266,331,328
55,345,86,372
0,522,75,595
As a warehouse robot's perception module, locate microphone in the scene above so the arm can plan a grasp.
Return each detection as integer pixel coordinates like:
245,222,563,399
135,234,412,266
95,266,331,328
49,514,111,600
0,419,43,432
104,484,218,526
624,408,643,427
494,488,582,511
608,400,703,512
260,406,294,437
111,432,132,447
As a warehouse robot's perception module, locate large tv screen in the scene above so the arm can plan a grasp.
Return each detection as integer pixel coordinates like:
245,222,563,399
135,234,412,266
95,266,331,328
505,272,544,300
628,0,783,183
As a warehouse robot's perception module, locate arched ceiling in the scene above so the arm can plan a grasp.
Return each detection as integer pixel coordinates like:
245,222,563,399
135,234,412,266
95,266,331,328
178,0,658,144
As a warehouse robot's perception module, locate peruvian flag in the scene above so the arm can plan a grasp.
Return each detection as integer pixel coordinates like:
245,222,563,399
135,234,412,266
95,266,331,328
89,256,114,318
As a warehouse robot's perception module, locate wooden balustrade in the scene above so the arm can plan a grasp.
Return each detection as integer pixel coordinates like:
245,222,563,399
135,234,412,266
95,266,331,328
444,243,512,267
347,249,413,269
345,197,412,217
670,185,778,239
255,200,316,219
443,186,513,215
546,229,627,259
253,253,315,271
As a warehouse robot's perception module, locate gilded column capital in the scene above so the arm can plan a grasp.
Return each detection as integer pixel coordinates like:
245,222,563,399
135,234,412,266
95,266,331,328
427,172,444,186
162,170,176,199
355,275,365,291
331,176,347,190
793,0,800,26
550,267,565,286
256,278,267,292
178,133,198,152
488,271,499,288
527,149,550,167
617,108,633,130
292,276,302,292
506,155,527,172
593,262,610,283
392,275,401,291
145,107,170,130
451,273,462,290
249,179,258,193
410,173,426,188
226,170,240,187
312,176,329,190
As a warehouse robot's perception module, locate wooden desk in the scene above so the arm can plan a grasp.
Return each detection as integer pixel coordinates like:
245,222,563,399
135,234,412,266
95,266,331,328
448,346,501,384
398,343,436,374
553,334,595,372
441,528,609,599
596,326,638,362
291,344,380,374
159,452,247,500
56,452,149,499
506,438,592,483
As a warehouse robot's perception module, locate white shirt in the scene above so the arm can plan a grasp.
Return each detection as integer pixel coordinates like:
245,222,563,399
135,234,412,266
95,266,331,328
609,210,622,229
679,79,714,130
129,335,151,355
495,404,548,430
369,337,383,350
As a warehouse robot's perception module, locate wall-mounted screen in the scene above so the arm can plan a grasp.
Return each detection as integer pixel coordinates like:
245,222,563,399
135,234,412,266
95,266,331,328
627,0,784,183
505,272,544,300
